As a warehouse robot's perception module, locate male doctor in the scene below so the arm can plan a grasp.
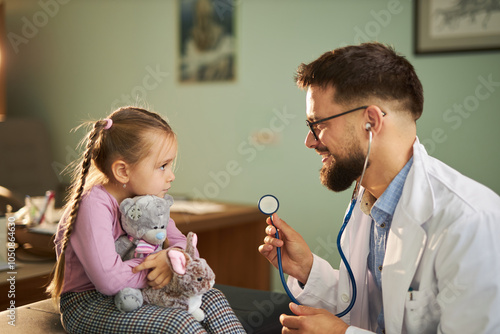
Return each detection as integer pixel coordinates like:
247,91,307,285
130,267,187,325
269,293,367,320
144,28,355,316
259,42,500,333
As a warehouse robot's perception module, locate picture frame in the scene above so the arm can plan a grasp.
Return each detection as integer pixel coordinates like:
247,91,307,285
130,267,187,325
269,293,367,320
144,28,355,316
414,0,500,54
178,0,237,83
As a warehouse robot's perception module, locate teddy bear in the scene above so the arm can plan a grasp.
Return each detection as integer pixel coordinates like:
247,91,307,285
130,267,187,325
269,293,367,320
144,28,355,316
114,194,172,312
115,194,173,261
114,195,215,321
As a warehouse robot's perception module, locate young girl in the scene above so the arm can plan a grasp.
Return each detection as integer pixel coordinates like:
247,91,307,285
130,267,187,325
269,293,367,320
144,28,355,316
47,107,246,333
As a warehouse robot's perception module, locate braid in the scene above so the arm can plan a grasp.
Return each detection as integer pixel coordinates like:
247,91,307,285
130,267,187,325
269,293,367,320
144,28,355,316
61,123,100,251
47,121,105,302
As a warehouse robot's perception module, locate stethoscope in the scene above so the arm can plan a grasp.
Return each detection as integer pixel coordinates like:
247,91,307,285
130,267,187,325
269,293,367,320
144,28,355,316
258,123,373,317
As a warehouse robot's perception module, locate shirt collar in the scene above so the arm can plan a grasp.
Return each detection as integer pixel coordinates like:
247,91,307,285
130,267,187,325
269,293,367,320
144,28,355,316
360,157,414,217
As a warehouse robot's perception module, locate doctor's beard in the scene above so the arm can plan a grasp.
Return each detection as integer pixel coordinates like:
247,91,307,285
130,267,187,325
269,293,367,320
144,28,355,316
319,140,367,193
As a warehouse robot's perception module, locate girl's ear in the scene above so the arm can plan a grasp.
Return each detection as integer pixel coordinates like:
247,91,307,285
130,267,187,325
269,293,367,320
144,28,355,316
111,160,130,184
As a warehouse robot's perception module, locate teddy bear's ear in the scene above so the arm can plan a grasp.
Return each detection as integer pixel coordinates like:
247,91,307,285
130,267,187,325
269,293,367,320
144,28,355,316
163,194,174,207
120,198,135,215
168,250,186,275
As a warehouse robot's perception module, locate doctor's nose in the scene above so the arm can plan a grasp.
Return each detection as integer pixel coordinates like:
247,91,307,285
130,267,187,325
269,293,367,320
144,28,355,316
305,130,319,149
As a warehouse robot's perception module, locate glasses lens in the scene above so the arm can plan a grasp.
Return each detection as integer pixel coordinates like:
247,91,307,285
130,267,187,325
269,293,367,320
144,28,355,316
306,121,318,140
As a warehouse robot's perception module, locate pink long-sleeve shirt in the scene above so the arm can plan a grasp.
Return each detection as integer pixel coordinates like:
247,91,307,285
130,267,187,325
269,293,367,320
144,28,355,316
54,185,190,295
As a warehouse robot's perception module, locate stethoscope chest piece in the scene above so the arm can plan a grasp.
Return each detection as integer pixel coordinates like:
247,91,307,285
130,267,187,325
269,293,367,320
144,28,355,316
258,194,279,216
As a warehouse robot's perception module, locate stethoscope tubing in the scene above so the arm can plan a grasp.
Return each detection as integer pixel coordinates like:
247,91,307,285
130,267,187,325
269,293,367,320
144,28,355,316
270,215,302,305
334,199,358,317
269,200,357,317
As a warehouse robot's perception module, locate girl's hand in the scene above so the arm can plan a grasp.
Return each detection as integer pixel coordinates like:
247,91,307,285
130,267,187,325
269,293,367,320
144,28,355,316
132,249,172,289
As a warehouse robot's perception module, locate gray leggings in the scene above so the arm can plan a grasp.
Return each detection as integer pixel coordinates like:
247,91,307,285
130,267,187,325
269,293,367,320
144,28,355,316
60,288,246,333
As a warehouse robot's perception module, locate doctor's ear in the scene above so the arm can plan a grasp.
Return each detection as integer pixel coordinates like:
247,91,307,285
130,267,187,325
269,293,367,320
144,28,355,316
363,105,385,134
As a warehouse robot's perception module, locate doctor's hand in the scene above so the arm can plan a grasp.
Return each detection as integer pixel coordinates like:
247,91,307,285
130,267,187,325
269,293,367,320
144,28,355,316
281,303,349,334
258,213,313,284
132,249,173,289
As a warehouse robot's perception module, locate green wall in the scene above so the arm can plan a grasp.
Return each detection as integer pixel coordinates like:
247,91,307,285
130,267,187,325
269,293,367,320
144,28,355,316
5,0,500,292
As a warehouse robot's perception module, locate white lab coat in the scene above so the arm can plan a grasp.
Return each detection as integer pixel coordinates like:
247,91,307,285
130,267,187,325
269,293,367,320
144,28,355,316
288,138,500,333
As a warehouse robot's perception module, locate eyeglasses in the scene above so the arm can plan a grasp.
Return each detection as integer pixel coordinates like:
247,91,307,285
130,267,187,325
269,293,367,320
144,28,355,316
306,106,368,141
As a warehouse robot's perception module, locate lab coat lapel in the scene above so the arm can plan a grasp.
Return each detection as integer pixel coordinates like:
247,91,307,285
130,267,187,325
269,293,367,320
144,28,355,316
382,139,434,334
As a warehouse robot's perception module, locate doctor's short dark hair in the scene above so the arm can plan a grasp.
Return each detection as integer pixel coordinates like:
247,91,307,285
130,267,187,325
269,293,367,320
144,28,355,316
295,42,424,121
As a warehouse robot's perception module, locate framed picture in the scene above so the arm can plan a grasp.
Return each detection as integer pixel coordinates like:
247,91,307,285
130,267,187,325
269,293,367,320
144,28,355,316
415,0,500,54
178,0,237,82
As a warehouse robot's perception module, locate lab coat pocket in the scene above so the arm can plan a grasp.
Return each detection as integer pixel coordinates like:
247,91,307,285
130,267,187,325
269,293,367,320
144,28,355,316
403,289,439,334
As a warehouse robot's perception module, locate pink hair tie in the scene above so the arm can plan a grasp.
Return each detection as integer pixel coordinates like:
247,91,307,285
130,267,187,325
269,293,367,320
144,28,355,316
103,118,113,130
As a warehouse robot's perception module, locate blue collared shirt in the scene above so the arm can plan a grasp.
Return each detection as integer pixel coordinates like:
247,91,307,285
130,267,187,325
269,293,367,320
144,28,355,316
366,157,413,333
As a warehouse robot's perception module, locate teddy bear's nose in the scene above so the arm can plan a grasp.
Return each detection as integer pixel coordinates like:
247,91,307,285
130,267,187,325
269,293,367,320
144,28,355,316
156,232,165,240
